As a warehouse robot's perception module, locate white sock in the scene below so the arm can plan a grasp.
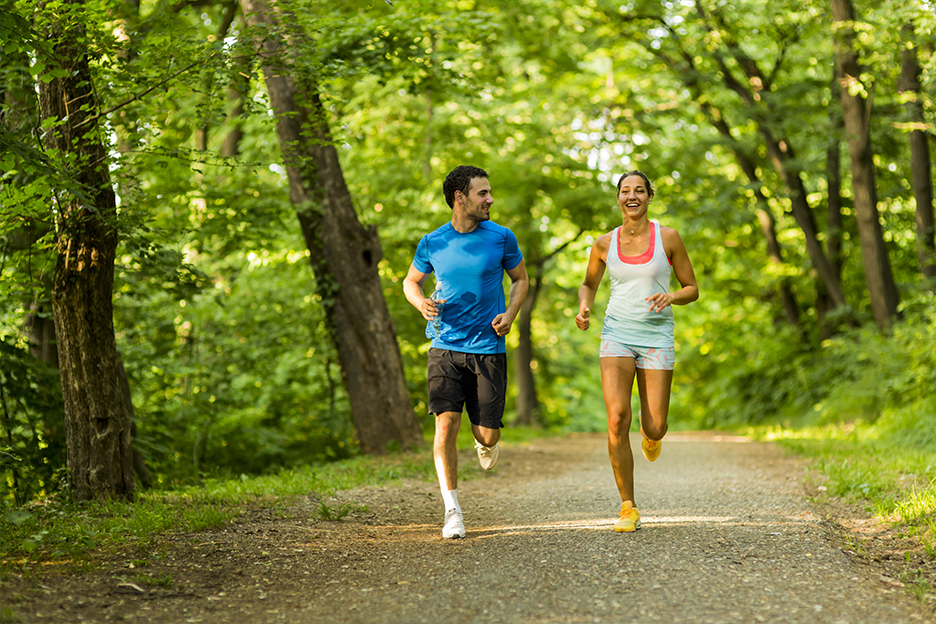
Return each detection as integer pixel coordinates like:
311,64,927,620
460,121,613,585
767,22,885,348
441,489,460,512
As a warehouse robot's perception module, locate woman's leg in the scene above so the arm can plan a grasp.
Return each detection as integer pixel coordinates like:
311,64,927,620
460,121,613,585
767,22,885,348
636,368,674,442
600,357,638,503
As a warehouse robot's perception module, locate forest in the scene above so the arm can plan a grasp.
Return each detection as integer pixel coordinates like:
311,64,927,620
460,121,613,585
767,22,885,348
1,0,934,511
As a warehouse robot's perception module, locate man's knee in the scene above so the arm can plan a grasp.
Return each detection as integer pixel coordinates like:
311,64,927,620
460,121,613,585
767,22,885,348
435,412,461,438
475,427,500,447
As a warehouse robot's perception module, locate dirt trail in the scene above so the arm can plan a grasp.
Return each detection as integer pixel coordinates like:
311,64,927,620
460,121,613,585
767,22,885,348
3,432,933,623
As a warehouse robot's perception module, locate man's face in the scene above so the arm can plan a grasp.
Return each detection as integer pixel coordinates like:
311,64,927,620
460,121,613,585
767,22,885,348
458,177,493,221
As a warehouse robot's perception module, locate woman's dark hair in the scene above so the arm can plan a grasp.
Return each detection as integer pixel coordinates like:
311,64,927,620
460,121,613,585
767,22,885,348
616,170,654,196
443,165,489,208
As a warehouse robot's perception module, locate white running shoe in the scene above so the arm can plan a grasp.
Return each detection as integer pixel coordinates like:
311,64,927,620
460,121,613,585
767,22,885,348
475,441,499,470
442,507,465,539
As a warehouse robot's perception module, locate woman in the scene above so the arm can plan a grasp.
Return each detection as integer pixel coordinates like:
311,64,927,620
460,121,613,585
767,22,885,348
575,170,698,532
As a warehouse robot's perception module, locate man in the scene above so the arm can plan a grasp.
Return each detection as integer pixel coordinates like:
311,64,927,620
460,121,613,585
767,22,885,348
403,165,529,539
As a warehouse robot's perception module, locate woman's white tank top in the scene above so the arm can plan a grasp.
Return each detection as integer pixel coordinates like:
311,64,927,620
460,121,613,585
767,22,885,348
600,220,675,348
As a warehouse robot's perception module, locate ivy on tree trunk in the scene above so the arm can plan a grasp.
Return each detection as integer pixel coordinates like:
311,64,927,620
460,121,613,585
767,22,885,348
36,0,135,502
240,0,421,453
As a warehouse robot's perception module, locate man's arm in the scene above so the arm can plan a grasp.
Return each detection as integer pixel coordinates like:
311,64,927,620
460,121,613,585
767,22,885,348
491,259,529,337
403,264,441,321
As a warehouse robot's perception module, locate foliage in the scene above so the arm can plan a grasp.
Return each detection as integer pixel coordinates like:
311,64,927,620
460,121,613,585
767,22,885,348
0,339,64,505
114,238,359,485
1,0,935,507
688,292,936,429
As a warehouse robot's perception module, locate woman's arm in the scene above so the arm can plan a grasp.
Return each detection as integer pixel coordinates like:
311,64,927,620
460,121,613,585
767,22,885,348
647,228,699,313
576,235,610,330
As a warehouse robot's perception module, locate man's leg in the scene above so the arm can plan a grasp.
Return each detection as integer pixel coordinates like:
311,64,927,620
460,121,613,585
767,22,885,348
434,411,462,492
434,410,465,539
468,353,507,470
471,424,500,448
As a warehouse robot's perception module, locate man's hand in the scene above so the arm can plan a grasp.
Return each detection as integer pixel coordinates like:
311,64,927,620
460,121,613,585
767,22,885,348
421,297,446,321
491,313,514,336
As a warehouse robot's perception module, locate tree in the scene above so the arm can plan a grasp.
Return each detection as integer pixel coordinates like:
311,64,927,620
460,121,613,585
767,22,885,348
240,0,421,453
898,23,935,282
831,0,901,328
605,1,849,320
35,0,135,501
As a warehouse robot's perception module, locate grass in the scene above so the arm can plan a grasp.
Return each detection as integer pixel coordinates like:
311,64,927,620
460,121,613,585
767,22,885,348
749,414,936,580
0,425,551,570
311,500,369,521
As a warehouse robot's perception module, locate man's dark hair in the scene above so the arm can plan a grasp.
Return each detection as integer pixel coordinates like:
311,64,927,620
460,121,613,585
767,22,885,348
616,170,654,196
443,165,489,209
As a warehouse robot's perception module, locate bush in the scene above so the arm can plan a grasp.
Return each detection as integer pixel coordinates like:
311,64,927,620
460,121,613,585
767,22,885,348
0,338,65,504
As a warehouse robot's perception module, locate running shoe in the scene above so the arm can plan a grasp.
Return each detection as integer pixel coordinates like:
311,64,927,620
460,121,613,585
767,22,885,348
641,436,661,462
442,507,465,539
475,440,499,470
614,501,641,533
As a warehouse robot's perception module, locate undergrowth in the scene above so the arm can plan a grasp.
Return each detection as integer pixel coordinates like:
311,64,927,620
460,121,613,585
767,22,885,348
0,426,550,570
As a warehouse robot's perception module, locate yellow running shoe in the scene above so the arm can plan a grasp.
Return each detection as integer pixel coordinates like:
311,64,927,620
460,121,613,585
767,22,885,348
614,501,641,532
641,436,661,462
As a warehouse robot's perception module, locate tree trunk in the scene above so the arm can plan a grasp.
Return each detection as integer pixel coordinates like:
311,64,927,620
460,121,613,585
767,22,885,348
831,0,900,329
701,113,802,327
512,232,581,426
196,0,239,155
512,274,540,427
827,68,846,279
761,136,848,310
817,93,846,340
220,81,247,158
898,25,935,282
24,299,59,368
754,208,801,327
728,145,801,327
241,0,421,453
36,0,135,501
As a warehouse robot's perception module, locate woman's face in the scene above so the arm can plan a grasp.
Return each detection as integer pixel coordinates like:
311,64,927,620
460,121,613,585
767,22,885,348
617,175,653,219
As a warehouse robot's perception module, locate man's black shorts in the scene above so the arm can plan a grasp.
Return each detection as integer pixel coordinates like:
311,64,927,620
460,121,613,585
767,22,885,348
427,348,507,429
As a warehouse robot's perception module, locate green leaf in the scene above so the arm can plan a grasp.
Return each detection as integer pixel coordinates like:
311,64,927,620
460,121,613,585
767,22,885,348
5,511,34,527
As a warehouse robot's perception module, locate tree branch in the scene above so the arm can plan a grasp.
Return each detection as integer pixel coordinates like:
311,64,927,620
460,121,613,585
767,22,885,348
74,56,214,129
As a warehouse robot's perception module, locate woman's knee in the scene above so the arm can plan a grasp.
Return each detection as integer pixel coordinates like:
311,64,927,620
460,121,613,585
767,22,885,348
641,418,668,441
606,411,633,440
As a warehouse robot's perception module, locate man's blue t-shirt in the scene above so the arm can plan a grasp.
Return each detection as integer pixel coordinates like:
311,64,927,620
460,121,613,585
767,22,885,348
413,221,523,354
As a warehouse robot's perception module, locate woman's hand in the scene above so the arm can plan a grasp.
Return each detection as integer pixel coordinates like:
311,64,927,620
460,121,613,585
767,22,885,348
645,292,675,313
575,306,591,331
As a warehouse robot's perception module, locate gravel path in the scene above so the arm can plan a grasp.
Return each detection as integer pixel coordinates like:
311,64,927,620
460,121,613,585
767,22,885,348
5,432,932,623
